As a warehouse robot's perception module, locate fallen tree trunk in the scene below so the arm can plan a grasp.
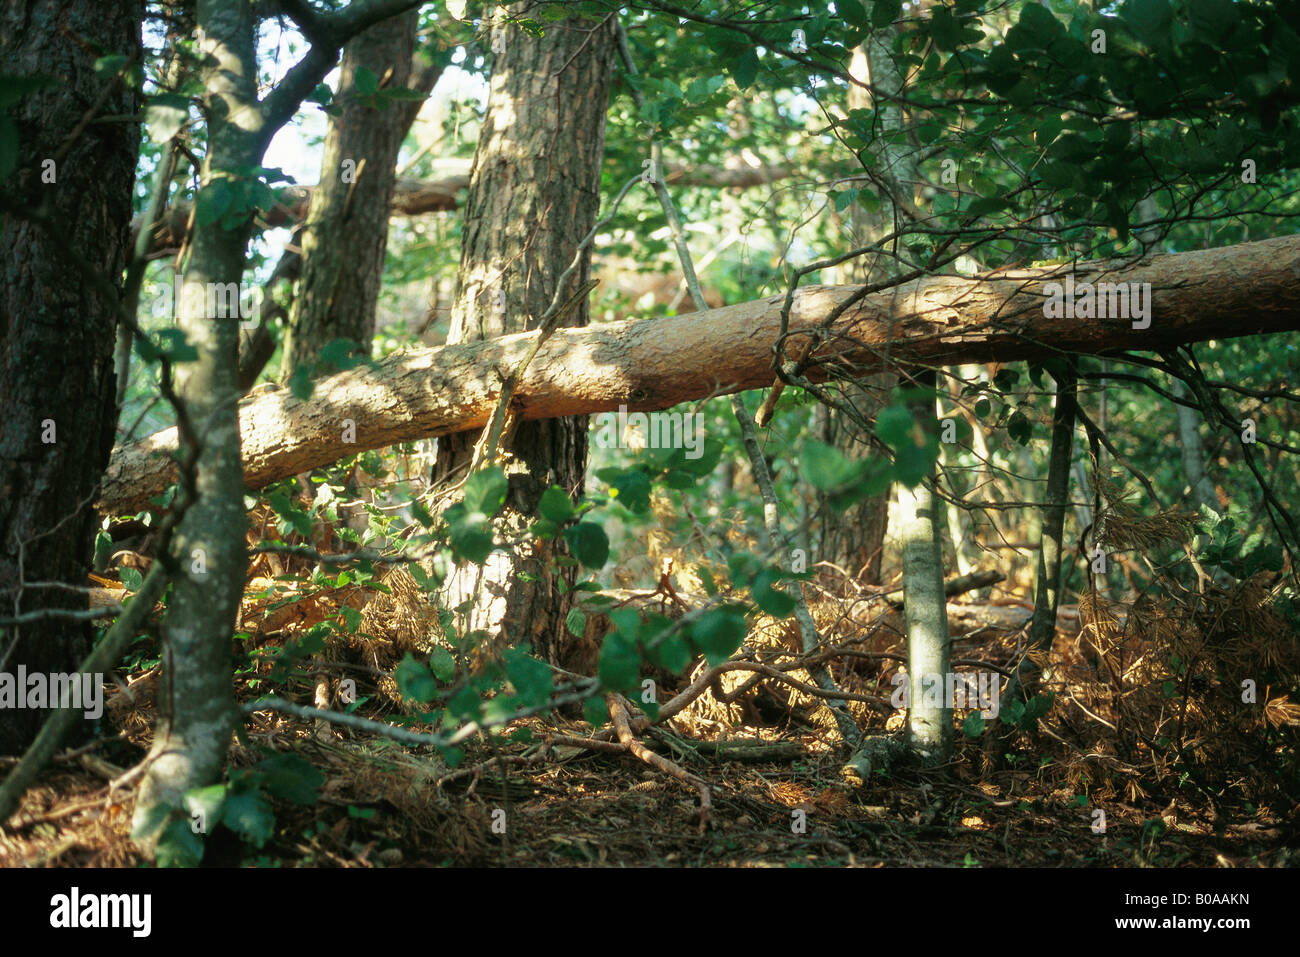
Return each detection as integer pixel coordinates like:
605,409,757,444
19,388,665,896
98,234,1300,515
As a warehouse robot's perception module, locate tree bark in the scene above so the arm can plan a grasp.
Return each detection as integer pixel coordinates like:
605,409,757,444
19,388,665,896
0,0,142,755
898,370,953,763
432,5,616,664
129,0,262,856
1174,379,1220,512
279,10,443,383
1003,361,1078,713
815,39,911,588
96,233,1300,517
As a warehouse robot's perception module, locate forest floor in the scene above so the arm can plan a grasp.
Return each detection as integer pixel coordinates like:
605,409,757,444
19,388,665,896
3,566,1297,867
2,694,1295,868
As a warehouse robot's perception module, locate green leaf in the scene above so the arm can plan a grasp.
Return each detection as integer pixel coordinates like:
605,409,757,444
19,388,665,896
0,74,58,111
962,712,986,738
266,490,312,538
410,501,434,528
893,439,938,488
408,563,439,592
669,437,724,476
839,0,869,27
833,189,860,212
257,753,324,805
751,569,796,617
731,47,759,90
530,518,560,539
448,518,494,564
222,788,275,848
583,697,608,728
429,647,456,682
287,365,315,401
195,178,233,227
876,404,914,447
565,606,587,638
155,817,205,868
338,605,361,634
1007,409,1032,445
504,647,553,707
651,633,692,673
802,441,864,490
690,606,747,665
394,653,436,703
119,566,144,592
154,328,198,363
462,467,509,517
726,551,760,586
1008,2,1063,49
94,54,129,76
685,74,726,102
353,66,379,95
696,564,718,597
871,0,903,29
317,337,362,373
184,783,228,834
146,93,189,144
448,685,481,721
564,522,610,568
377,86,429,103
1187,0,1239,36
596,467,652,513
598,631,641,692
539,486,576,523
1123,0,1173,44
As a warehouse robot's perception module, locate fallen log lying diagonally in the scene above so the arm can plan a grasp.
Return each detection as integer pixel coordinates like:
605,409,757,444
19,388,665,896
97,234,1300,516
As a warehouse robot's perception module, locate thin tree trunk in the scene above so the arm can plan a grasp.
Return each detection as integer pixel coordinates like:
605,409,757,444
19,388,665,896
0,0,142,755
1005,361,1077,708
898,371,953,763
815,44,894,588
279,10,443,383
1174,380,1219,512
130,0,263,855
857,31,956,763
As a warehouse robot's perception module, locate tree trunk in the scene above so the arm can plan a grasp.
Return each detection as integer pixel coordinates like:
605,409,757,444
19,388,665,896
432,5,615,664
858,29,957,764
0,0,142,755
130,0,264,855
1174,380,1220,513
279,10,443,383
899,371,953,764
815,40,903,588
1005,361,1077,709
95,232,1300,518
